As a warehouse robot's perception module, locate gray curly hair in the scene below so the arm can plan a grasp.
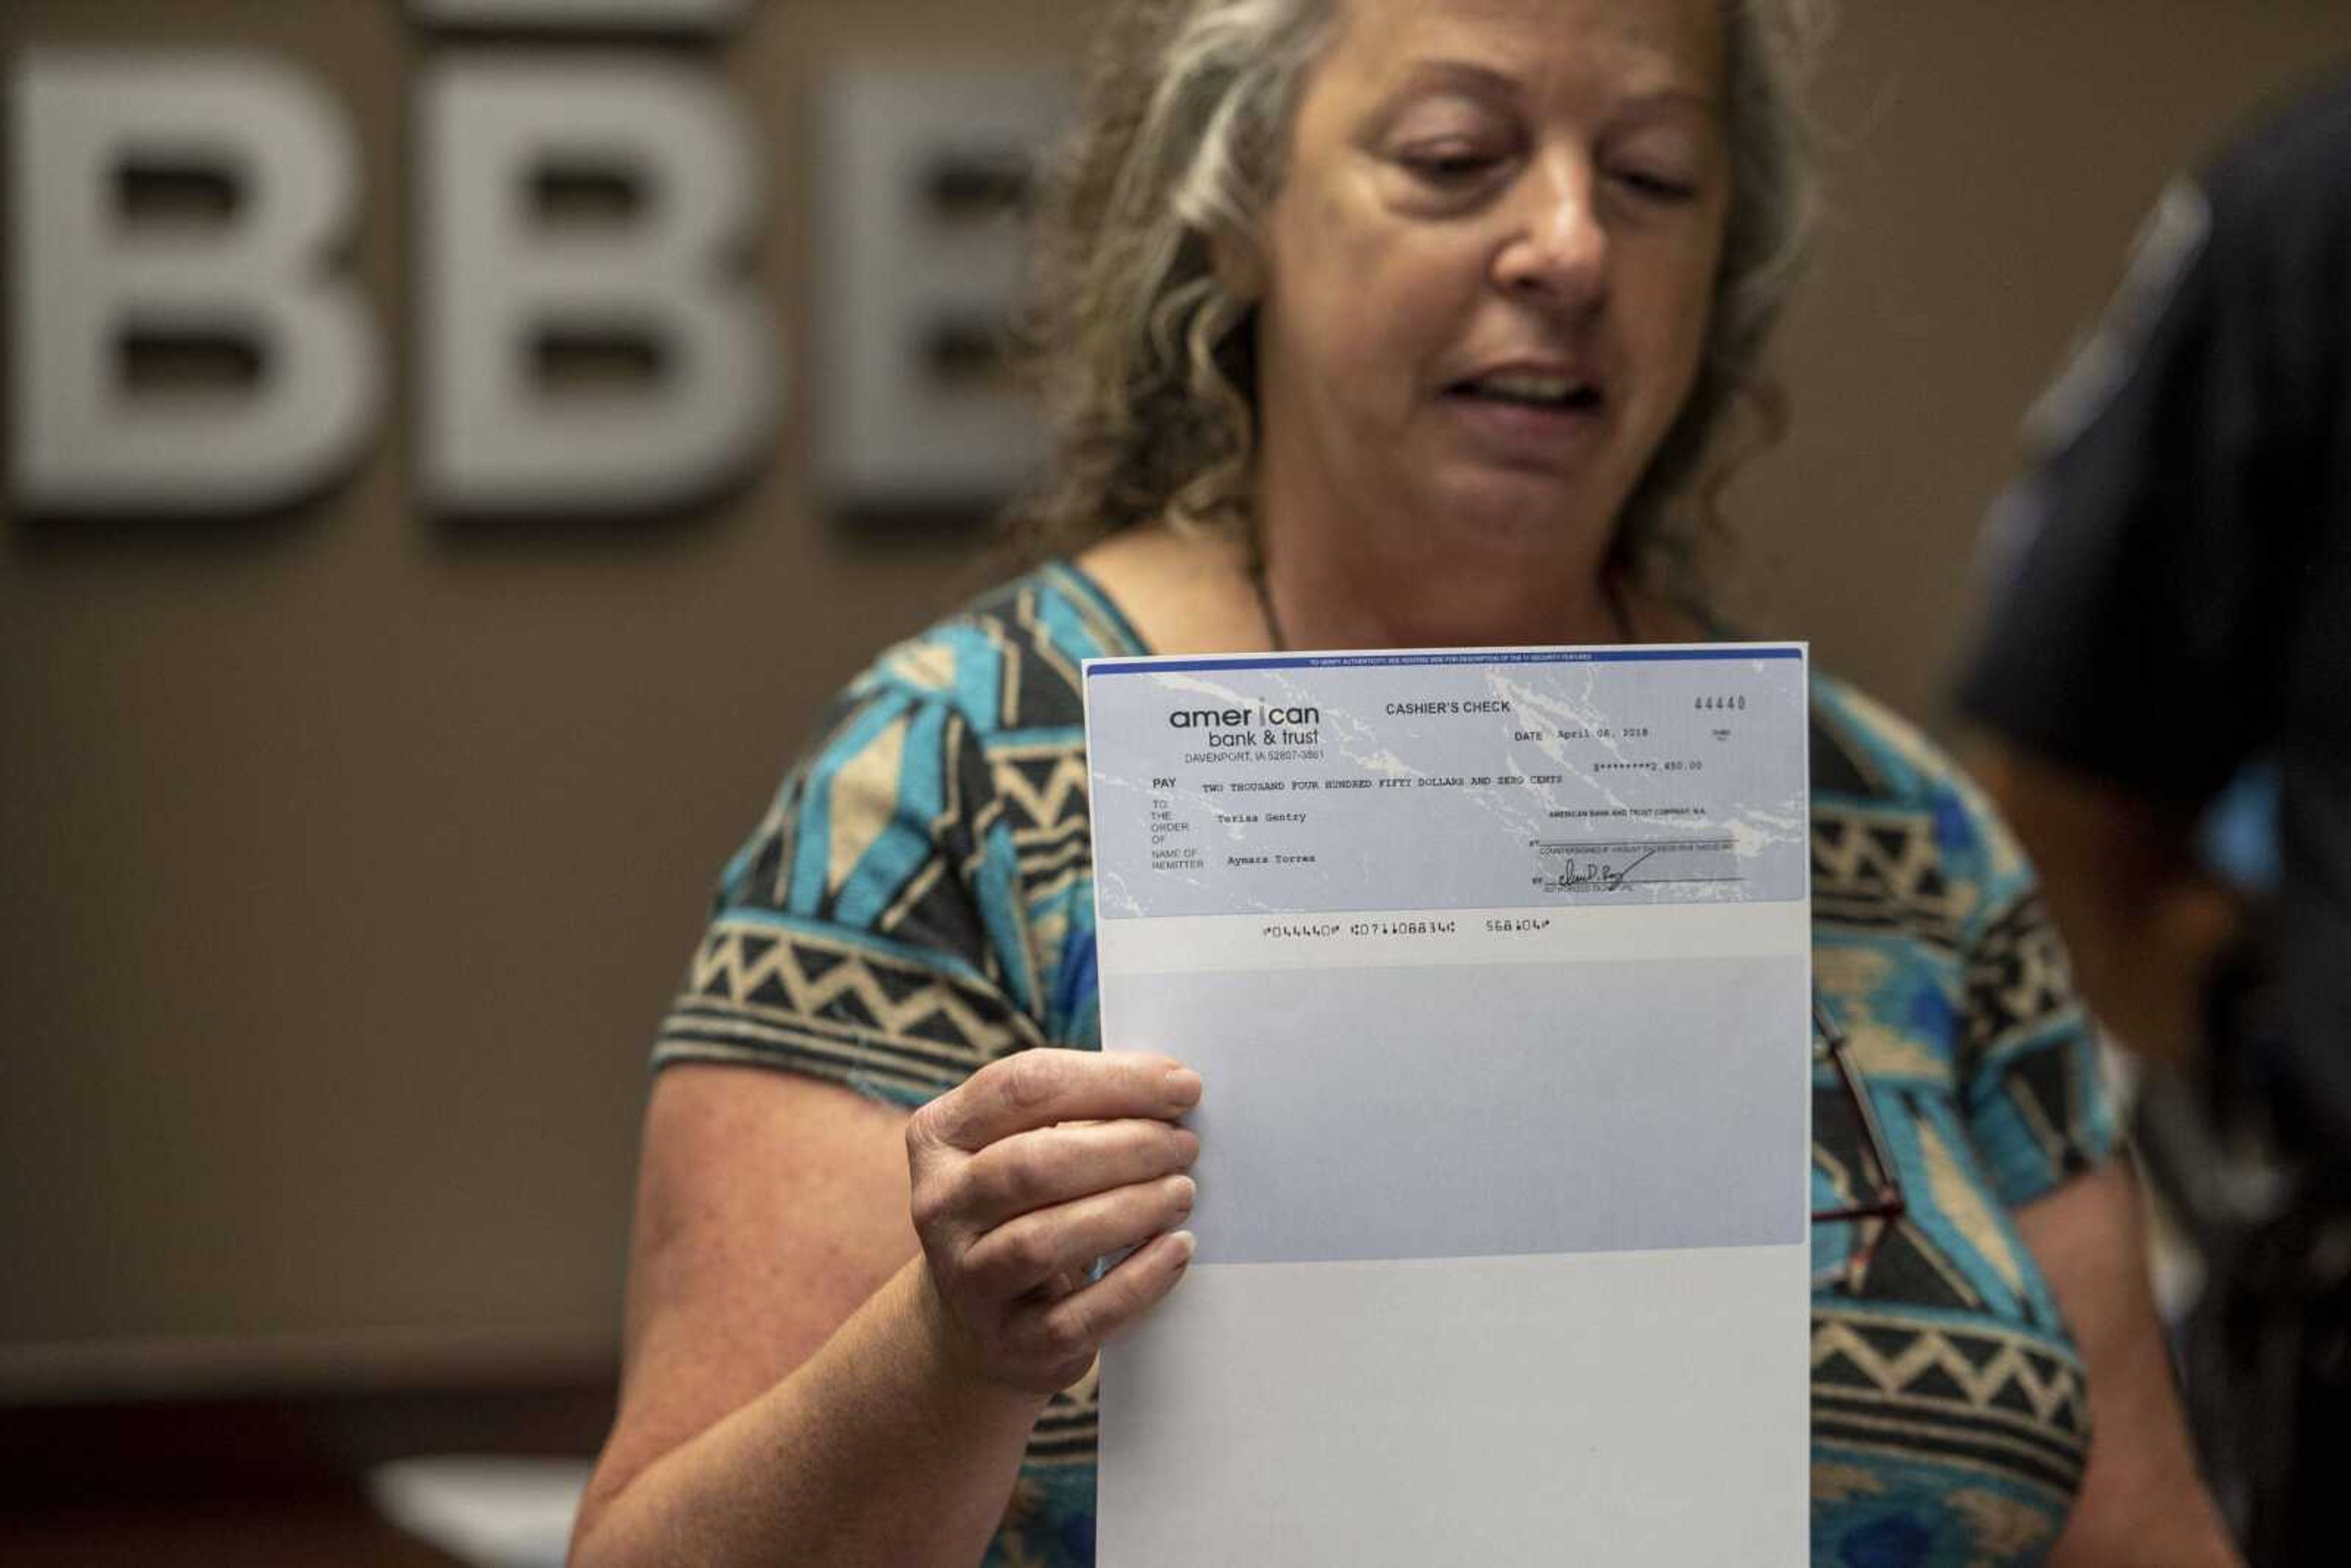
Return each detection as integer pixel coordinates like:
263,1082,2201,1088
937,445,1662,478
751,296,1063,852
1012,0,1828,583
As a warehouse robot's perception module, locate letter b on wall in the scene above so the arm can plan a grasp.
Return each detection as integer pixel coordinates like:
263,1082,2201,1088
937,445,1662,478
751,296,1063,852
8,51,383,516
418,59,779,517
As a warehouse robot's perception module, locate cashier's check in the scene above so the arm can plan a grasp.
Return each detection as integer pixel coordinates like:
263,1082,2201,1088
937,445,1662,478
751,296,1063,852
1082,643,1813,1566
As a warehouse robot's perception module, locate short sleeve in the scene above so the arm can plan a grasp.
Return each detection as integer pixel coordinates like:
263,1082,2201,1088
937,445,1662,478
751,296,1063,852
1950,786,2121,1208
652,683,1046,1110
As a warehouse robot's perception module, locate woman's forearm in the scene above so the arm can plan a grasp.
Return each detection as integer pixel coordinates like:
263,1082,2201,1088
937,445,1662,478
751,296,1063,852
571,1257,1050,1568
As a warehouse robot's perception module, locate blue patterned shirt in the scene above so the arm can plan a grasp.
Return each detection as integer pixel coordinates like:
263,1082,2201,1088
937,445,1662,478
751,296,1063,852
656,562,2118,1568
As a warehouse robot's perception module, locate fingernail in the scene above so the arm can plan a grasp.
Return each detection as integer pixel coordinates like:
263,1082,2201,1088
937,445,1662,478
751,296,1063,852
1172,1175,1196,1216
1172,1127,1201,1165
1169,1229,1197,1267
1164,1067,1202,1107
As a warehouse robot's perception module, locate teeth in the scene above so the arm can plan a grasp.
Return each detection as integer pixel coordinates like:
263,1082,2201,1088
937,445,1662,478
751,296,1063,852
1472,371,1588,405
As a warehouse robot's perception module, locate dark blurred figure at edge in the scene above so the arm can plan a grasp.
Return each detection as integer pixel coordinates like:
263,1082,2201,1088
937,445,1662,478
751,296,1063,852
1954,67,2351,1568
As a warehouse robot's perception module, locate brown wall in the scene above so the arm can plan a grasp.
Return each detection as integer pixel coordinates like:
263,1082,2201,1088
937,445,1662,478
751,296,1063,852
3,1,2346,1394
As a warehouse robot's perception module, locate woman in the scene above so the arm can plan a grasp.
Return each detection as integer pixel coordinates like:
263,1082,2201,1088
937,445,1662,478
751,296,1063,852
570,1,2241,1564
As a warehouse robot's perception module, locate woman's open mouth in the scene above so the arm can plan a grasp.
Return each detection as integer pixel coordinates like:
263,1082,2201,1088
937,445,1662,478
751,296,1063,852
1444,370,1605,413
1440,370,1610,460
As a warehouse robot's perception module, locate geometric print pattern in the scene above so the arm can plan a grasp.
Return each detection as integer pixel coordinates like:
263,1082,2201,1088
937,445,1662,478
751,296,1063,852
1804,685,2115,1566
652,563,2121,1568
1812,1307,2091,1501
1965,896,2078,1060
657,915,1042,1103
1811,809,1971,952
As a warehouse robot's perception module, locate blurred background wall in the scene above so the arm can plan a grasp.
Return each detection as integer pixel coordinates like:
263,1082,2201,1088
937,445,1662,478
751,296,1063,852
1,0,2346,1523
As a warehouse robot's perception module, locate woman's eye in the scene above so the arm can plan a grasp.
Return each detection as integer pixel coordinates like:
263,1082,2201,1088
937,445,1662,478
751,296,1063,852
1398,145,1501,185
1613,167,1698,203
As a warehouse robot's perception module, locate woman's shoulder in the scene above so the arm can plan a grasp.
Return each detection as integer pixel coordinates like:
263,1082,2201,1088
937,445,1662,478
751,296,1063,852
837,560,1149,738
1807,670,2039,934
1810,672,1965,804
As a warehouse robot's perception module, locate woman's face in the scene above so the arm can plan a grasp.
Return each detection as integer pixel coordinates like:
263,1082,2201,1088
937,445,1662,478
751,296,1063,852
1249,0,1730,582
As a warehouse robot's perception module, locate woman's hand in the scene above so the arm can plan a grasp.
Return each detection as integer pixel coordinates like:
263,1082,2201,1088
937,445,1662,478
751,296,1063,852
905,1048,1202,1395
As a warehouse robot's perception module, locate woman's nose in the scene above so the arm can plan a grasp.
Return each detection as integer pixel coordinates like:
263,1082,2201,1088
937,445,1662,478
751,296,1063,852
1491,154,1608,312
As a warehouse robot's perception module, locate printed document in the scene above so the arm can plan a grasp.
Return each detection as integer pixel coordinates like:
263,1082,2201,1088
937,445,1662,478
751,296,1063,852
1083,644,1812,1564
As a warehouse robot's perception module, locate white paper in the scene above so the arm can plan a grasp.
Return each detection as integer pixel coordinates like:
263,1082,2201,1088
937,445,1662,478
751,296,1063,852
1082,643,1812,1565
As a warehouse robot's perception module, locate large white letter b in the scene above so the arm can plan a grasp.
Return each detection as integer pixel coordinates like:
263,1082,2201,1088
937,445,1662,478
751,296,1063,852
419,59,779,517
8,51,381,516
